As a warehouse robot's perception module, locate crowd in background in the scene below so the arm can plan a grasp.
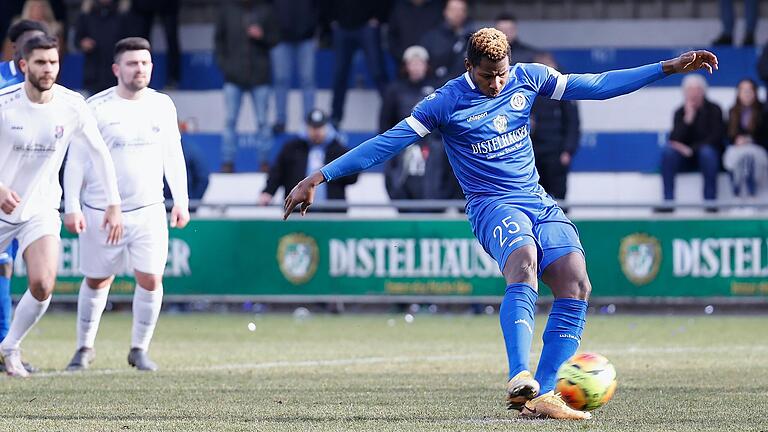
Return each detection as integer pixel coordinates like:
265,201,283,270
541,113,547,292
1,0,768,209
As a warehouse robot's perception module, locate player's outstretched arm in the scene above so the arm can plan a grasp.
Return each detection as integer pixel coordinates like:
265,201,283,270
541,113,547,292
557,50,718,101
283,119,423,219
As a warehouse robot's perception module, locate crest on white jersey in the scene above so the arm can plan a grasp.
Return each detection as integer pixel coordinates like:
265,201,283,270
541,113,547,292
54,125,64,139
510,92,527,110
493,115,508,134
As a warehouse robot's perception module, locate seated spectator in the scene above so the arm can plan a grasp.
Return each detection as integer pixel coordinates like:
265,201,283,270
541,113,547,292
660,75,725,211
420,0,472,84
75,0,130,96
260,109,358,210
530,52,580,201
387,0,443,62
380,46,436,206
722,78,768,197
495,13,538,65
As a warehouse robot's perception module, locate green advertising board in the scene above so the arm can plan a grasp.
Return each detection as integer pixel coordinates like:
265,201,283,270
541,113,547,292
9,219,768,298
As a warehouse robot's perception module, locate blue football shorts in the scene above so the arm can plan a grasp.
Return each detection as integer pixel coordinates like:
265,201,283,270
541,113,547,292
467,192,584,277
0,239,19,265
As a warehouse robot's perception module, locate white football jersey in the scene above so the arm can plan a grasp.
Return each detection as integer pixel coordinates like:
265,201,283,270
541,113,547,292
0,83,120,223
64,87,188,213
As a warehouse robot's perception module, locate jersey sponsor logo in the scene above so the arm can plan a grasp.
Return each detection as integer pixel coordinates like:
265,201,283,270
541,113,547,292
10,125,22,130
619,233,661,286
55,125,64,139
510,92,527,110
278,233,319,285
493,115,508,133
470,125,528,156
467,112,488,123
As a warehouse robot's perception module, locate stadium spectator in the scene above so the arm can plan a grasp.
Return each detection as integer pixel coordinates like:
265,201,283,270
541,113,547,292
660,75,725,211
0,0,63,50
320,0,392,127
270,0,319,135
75,0,130,96
530,52,580,201
420,0,472,84
712,0,758,46
387,0,443,63
424,140,464,203
260,109,358,209
2,0,64,61
495,13,538,65
722,78,768,197
128,0,181,87
214,0,277,173
756,42,768,88
380,46,436,205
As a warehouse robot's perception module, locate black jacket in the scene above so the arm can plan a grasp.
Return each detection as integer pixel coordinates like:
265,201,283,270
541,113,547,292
75,3,127,94
272,0,318,42
264,137,358,200
387,0,443,61
420,22,473,83
214,0,278,87
530,97,580,156
509,40,538,65
669,99,725,152
319,0,391,30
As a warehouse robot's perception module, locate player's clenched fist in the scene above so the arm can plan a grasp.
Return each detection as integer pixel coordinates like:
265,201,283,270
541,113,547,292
170,205,190,229
0,185,21,215
64,212,87,234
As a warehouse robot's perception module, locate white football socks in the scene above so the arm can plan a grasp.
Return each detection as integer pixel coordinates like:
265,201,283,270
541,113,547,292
76,279,110,349
131,284,162,351
0,289,51,351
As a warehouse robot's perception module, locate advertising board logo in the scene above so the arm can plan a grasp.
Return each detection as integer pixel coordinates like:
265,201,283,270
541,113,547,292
619,233,661,286
277,233,319,285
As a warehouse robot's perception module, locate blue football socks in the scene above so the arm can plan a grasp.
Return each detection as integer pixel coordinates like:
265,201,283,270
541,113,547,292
500,283,538,379
535,298,588,393
0,275,12,341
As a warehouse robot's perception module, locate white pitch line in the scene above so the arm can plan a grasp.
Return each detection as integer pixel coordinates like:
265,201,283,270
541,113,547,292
29,353,484,379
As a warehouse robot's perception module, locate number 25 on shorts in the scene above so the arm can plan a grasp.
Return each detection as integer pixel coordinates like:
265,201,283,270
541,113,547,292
493,216,522,248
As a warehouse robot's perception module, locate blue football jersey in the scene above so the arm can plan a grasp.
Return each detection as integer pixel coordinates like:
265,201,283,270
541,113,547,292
409,64,562,199
0,60,23,89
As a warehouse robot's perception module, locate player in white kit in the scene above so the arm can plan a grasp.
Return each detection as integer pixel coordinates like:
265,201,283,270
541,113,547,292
64,37,190,372
0,35,124,377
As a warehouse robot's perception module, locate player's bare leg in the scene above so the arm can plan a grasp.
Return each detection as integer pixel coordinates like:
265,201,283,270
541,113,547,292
0,236,58,377
66,276,113,371
521,252,591,420
128,270,162,371
501,245,541,410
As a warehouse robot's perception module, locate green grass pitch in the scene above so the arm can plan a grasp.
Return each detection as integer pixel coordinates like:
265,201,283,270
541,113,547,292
1,312,766,431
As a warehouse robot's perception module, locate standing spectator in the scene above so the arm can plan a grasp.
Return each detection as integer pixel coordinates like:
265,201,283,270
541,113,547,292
530,53,580,201
260,109,358,209
722,78,768,197
495,13,538,65
712,0,758,46
271,0,319,135
387,0,443,62
660,75,725,210
214,0,277,173
129,0,181,86
420,0,472,84
379,46,436,205
2,0,63,60
320,0,392,127
75,0,129,96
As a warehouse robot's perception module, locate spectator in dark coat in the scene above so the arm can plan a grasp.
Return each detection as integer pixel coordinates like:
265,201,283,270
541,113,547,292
420,0,472,84
271,0,319,134
260,109,358,208
530,53,580,201
128,0,180,86
387,0,443,62
495,13,538,65
660,74,725,208
319,0,392,127
75,0,129,95
214,0,278,173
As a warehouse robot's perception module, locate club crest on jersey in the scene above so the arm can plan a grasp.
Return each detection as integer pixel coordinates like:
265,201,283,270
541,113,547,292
510,92,527,110
424,92,437,101
152,124,161,133
54,125,64,139
492,115,508,133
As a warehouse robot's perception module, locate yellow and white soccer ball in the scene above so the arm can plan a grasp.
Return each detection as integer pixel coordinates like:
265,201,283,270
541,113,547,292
555,352,617,411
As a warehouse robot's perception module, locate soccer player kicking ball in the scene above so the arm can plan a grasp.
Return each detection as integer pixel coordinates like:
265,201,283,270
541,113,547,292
0,35,124,378
64,37,190,372
284,28,717,419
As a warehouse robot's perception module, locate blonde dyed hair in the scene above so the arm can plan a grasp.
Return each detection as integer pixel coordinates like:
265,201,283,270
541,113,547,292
467,27,509,66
